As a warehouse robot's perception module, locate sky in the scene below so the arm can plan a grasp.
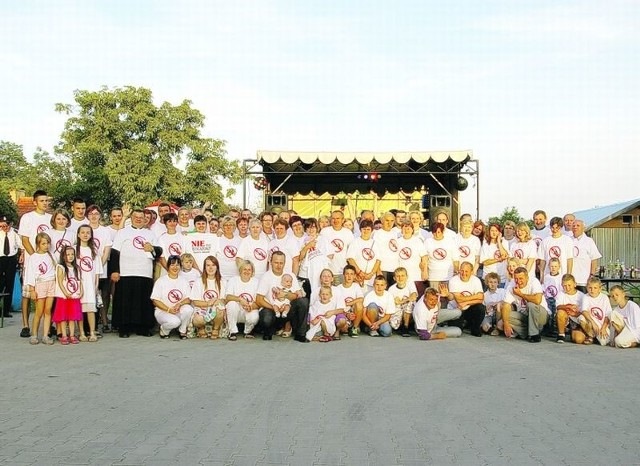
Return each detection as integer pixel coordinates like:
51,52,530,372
1,0,639,220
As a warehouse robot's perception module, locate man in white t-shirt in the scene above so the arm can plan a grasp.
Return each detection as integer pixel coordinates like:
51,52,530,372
538,217,574,278
441,261,485,337
256,251,309,342
319,210,354,283
371,212,400,285
17,190,52,338
571,219,601,291
501,267,549,342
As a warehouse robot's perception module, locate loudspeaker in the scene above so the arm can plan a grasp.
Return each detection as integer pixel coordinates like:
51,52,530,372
266,194,287,209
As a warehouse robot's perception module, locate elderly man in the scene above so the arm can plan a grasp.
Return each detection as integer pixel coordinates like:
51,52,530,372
110,209,162,338
372,211,401,286
562,213,575,237
440,261,485,337
256,251,309,342
501,266,549,342
571,219,602,292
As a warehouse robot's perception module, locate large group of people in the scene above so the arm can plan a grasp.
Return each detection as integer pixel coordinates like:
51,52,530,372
1,190,639,349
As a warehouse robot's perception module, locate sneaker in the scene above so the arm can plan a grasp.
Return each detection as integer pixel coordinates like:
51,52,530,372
20,327,31,338
349,327,360,338
528,334,541,343
401,326,410,337
29,336,39,345
556,334,566,343
42,336,54,345
370,329,379,337
418,329,432,340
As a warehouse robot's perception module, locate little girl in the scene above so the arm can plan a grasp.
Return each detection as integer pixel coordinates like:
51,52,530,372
25,232,57,345
54,246,83,345
180,253,200,289
305,286,340,342
76,225,103,342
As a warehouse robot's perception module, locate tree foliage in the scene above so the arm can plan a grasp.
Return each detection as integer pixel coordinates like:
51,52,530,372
55,86,241,210
487,206,525,226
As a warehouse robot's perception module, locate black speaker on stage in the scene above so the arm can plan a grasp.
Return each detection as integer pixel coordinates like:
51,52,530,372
266,194,287,210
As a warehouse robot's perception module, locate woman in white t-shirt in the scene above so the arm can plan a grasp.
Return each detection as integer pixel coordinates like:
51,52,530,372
225,260,260,340
190,256,226,339
424,223,459,287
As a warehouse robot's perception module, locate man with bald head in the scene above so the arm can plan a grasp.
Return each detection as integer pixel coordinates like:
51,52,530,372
571,219,602,293
562,213,575,237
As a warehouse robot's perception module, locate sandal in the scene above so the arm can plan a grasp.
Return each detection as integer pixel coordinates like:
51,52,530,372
228,333,237,341
319,335,333,342
244,334,255,339
88,334,98,342
210,329,220,339
79,334,88,342
196,329,207,338
281,331,292,338
29,336,39,345
584,337,593,345
70,336,80,344
60,336,70,345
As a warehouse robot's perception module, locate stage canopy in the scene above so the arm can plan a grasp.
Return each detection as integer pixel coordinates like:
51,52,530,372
249,150,475,196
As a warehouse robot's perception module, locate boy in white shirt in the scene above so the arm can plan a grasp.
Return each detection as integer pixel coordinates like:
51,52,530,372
554,274,584,344
482,272,505,335
609,285,640,348
333,265,364,338
362,275,395,337
387,267,417,337
576,277,611,345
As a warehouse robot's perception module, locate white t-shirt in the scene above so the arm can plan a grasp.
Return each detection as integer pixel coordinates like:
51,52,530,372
256,270,301,307
309,298,339,320
480,239,509,282
424,236,459,282
225,276,259,305
184,232,219,272
111,226,157,278
531,226,550,248
572,234,602,286
363,290,395,317
91,225,113,279
320,226,354,275
18,210,52,256
268,235,300,275
190,277,225,308
448,275,483,310
48,228,75,257
542,273,562,301
346,236,378,287
556,290,584,321
151,274,192,311
54,264,82,300
614,300,640,341
25,251,56,286
396,236,427,283
77,245,103,305
388,282,418,313
333,283,364,311
509,240,538,281
456,234,481,266
538,234,574,276
157,231,187,259
236,236,270,278
484,288,506,316
372,228,400,273
581,293,612,330
179,269,200,289
504,278,549,315
217,235,242,280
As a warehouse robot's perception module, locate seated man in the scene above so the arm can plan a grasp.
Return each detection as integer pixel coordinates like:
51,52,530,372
440,261,485,337
256,251,309,342
413,287,462,340
501,266,549,342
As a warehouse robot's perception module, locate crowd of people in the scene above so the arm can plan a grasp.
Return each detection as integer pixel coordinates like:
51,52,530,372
1,189,639,348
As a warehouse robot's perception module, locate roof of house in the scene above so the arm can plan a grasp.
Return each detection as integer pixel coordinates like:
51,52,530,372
574,198,640,230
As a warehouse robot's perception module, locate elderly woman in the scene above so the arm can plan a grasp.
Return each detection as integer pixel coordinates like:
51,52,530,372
408,210,429,241
150,255,194,340
236,218,270,279
456,219,481,275
190,256,226,339
216,216,241,284
509,222,538,281
225,260,260,340
424,222,460,288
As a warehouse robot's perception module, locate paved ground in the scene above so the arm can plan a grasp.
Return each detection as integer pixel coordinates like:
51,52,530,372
1,313,639,466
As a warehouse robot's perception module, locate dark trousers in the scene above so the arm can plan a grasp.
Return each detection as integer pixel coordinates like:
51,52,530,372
464,303,486,335
259,297,309,338
0,255,18,314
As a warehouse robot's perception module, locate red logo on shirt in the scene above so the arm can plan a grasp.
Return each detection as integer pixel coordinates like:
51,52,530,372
79,256,94,272
224,245,237,258
513,249,524,259
362,248,375,261
133,236,147,250
573,246,579,257
494,250,502,259
94,238,101,249
345,297,354,306
38,261,49,275
168,289,183,303
203,289,218,300
254,248,267,261
534,237,542,247
545,285,558,298
66,277,79,294
55,238,72,253
461,291,471,297
388,239,398,252
331,239,345,252
459,246,470,258
169,243,182,256
590,307,603,320
433,248,447,260
240,293,253,303
399,247,412,260
549,246,561,258
37,224,49,233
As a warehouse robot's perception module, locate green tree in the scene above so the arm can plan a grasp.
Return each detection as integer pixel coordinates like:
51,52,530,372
0,140,35,194
55,86,241,210
0,190,18,224
487,206,525,226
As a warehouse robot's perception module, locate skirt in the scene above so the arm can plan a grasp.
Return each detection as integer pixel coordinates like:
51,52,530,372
53,297,83,322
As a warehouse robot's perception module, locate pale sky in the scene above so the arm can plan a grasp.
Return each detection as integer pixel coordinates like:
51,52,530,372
1,0,638,219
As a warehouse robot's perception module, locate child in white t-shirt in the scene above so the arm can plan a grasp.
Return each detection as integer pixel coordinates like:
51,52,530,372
362,275,395,337
482,272,505,335
609,285,640,348
387,267,417,336
305,286,341,342
576,277,611,345
554,274,584,343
